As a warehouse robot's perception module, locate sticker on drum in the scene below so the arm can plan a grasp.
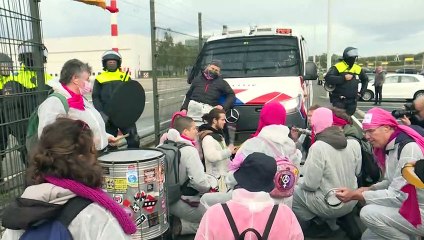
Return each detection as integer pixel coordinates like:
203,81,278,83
144,168,157,183
147,183,154,192
143,195,158,213
205,174,218,189
148,212,159,228
113,178,128,193
113,194,123,204
127,165,138,187
136,214,147,226
324,188,343,208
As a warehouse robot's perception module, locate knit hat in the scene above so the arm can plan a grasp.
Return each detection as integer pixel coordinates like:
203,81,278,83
311,107,333,134
210,59,222,69
234,152,277,192
252,102,286,137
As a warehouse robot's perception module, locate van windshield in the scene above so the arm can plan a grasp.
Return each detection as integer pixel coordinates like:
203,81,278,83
199,36,301,78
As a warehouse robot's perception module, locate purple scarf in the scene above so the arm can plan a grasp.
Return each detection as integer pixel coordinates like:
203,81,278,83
44,176,137,234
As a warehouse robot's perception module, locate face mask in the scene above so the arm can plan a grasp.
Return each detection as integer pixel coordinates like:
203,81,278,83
79,81,92,95
345,57,356,68
208,69,219,79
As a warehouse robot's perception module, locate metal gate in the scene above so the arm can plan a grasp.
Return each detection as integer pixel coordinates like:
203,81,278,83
0,0,48,222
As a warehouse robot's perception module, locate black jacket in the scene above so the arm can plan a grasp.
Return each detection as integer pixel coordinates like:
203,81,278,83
181,73,235,110
325,65,369,99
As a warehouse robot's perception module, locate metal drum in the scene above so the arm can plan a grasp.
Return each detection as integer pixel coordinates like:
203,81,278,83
98,149,168,240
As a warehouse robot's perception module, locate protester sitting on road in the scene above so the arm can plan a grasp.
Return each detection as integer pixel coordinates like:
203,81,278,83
292,107,361,237
37,59,117,151
180,60,235,126
290,104,321,161
1,118,136,239
336,107,424,240
198,108,236,192
159,111,187,144
331,106,363,140
195,152,303,240
163,116,212,236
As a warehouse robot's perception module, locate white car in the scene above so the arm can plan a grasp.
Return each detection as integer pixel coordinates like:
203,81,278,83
361,74,424,101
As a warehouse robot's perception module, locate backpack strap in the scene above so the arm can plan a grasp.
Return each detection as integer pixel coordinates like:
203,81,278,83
222,203,279,240
48,93,69,113
262,204,279,240
257,136,286,160
397,138,415,160
222,203,240,239
56,197,92,227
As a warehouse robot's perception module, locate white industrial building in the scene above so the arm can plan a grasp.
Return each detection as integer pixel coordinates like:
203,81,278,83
44,34,152,79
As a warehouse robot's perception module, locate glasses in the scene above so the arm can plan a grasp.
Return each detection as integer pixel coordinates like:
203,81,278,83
363,126,382,136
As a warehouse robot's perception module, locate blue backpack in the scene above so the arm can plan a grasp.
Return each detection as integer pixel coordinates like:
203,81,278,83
20,197,92,240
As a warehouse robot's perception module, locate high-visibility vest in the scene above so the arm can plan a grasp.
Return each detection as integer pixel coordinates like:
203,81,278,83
96,70,130,84
5,65,52,89
334,61,362,75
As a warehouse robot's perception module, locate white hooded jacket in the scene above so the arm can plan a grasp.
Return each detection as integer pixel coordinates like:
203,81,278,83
1,183,130,240
37,78,111,150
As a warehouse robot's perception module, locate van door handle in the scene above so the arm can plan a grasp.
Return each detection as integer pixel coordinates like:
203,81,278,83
255,108,262,112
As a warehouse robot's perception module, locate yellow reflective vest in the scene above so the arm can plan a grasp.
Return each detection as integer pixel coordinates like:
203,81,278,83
96,70,130,84
334,61,362,75
5,65,52,89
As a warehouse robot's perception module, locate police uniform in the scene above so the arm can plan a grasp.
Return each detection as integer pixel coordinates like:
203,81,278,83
92,53,140,148
324,47,368,115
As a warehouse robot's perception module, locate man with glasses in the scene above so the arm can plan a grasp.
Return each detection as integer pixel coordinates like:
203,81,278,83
181,60,235,126
324,47,369,115
336,107,424,240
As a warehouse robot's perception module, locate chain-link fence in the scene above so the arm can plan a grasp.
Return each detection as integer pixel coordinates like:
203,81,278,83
0,0,47,220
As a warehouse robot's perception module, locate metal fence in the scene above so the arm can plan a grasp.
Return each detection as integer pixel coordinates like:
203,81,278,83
0,0,47,219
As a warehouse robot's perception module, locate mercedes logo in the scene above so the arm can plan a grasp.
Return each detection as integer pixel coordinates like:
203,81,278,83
226,109,240,123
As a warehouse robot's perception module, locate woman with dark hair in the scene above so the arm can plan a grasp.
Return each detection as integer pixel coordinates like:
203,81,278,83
1,118,136,239
198,108,236,192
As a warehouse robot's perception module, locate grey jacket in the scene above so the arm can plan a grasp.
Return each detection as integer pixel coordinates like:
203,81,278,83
374,72,385,87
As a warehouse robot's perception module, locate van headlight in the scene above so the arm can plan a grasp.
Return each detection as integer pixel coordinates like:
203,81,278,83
281,95,301,113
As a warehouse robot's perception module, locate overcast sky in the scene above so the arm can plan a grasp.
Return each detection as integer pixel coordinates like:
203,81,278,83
40,0,424,57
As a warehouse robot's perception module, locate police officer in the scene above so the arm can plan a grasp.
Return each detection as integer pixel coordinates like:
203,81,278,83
92,50,140,148
2,41,51,166
324,47,369,115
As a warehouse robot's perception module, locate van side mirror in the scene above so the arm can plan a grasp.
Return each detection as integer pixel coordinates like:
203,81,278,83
304,61,318,80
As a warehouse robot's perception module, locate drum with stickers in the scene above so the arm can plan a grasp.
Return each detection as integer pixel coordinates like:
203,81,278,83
98,149,167,239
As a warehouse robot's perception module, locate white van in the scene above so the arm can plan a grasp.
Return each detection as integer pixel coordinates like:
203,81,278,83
187,26,318,140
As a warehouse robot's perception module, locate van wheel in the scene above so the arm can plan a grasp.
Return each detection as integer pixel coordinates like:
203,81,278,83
413,91,424,100
361,90,374,102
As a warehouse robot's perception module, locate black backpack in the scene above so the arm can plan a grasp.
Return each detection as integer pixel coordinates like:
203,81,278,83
222,203,278,240
348,136,381,187
396,125,424,160
157,140,190,204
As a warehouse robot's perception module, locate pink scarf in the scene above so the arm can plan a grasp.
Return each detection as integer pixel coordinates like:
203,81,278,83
251,102,286,137
44,176,137,234
180,134,196,146
362,107,424,227
62,84,85,110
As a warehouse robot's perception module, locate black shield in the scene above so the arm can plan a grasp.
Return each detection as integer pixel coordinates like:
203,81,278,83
106,80,145,129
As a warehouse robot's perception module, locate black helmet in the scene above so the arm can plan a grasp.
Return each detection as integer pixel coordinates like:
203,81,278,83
18,40,48,67
102,50,122,70
342,47,358,60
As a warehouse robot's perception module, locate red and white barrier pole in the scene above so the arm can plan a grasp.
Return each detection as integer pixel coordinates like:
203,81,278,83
106,0,119,52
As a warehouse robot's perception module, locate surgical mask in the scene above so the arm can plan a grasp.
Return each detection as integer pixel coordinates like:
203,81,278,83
79,80,92,95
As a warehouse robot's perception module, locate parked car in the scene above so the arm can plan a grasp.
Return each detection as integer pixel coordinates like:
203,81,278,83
395,68,418,74
361,74,424,101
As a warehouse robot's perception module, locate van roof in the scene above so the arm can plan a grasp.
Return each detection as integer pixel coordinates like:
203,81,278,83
206,26,302,42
